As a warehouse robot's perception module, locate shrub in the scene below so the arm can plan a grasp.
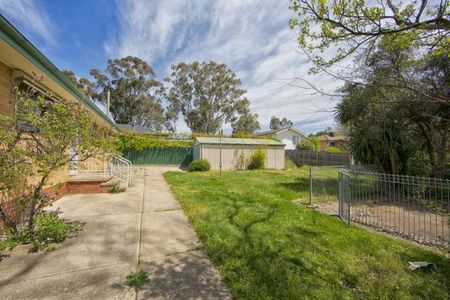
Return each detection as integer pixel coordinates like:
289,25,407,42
5,211,82,252
326,146,343,153
309,136,321,151
248,150,266,170
296,139,315,151
405,151,432,177
188,159,211,172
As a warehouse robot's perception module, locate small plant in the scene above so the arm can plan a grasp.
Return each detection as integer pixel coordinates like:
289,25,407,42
237,150,247,170
109,185,126,194
248,150,266,170
188,159,211,172
4,211,82,252
124,269,150,290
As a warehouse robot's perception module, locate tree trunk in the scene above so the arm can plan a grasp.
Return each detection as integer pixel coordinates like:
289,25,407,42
26,176,47,231
435,127,448,178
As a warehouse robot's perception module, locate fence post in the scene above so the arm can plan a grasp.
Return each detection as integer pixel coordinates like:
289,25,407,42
347,173,351,226
309,166,312,205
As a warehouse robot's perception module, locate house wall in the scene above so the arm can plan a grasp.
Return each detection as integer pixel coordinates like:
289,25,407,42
0,61,14,116
276,129,304,150
200,144,285,170
319,140,329,151
0,61,109,188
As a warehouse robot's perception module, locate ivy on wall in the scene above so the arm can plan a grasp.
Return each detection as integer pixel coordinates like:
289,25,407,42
116,134,193,151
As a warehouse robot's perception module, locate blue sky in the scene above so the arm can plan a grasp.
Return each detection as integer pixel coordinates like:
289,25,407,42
0,0,340,134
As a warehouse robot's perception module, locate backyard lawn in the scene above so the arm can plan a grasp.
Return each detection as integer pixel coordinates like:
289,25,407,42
164,168,450,299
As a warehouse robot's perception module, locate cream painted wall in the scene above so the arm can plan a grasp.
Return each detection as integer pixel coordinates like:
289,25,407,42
200,144,285,170
276,129,305,150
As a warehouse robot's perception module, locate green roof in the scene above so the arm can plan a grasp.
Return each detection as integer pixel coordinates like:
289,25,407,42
0,15,118,131
195,137,284,146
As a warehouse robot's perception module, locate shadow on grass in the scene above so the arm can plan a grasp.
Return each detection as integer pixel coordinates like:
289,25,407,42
279,177,338,199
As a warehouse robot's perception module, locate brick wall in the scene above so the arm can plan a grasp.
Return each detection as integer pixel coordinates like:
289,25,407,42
0,61,14,116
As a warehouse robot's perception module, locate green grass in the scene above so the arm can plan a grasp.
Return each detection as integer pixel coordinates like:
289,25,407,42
164,169,450,299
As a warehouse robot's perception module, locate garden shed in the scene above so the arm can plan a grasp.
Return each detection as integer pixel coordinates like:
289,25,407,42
193,137,285,170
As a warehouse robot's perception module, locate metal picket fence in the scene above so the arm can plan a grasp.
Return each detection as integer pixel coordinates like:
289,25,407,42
338,170,450,248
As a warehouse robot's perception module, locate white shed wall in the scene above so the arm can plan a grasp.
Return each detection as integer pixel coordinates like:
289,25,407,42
200,145,285,170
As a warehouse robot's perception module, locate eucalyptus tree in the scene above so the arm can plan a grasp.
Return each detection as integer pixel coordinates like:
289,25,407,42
231,112,261,134
89,56,165,130
270,116,293,129
165,61,252,134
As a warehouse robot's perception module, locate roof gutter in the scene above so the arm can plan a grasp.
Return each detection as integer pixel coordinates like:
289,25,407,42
0,14,119,131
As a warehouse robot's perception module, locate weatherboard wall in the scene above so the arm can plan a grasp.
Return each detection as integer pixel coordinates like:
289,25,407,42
199,144,285,170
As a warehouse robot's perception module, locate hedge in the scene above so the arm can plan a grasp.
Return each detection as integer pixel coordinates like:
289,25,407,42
116,134,193,151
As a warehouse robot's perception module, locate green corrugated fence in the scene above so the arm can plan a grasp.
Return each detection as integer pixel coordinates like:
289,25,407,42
121,148,193,166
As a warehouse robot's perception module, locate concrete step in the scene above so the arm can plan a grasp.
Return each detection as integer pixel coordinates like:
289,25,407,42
100,177,121,187
67,174,112,183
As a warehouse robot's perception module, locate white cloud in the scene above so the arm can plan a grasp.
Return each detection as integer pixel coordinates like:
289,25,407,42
106,0,342,133
0,0,55,44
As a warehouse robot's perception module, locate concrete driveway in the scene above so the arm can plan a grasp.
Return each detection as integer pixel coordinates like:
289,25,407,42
0,166,231,300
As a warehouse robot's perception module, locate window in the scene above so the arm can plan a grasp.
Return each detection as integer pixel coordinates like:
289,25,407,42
292,135,299,145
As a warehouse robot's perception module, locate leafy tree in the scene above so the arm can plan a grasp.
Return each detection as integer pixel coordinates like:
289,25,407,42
336,39,449,176
289,0,449,70
232,112,260,134
0,86,115,236
62,70,96,98
270,116,293,129
89,56,165,129
165,61,251,134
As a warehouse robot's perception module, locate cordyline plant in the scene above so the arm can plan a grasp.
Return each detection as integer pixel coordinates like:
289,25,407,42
0,86,116,235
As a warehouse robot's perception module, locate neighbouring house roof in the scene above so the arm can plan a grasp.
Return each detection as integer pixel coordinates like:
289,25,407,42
195,137,285,146
117,124,156,134
317,134,349,141
0,15,118,131
255,127,306,137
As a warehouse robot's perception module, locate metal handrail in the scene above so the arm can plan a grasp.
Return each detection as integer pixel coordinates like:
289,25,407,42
109,154,132,187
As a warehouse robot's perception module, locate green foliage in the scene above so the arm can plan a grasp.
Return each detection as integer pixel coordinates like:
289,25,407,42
231,112,260,134
89,56,165,129
164,170,450,299
109,185,126,194
124,269,150,290
326,146,343,153
248,150,266,170
0,86,113,238
270,116,293,130
289,0,449,70
116,133,193,151
4,212,82,252
165,61,252,134
336,41,449,175
405,151,432,177
296,139,315,151
232,131,253,138
309,136,321,152
188,160,211,172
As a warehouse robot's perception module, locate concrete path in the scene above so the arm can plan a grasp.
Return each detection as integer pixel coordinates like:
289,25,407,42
0,166,231,300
